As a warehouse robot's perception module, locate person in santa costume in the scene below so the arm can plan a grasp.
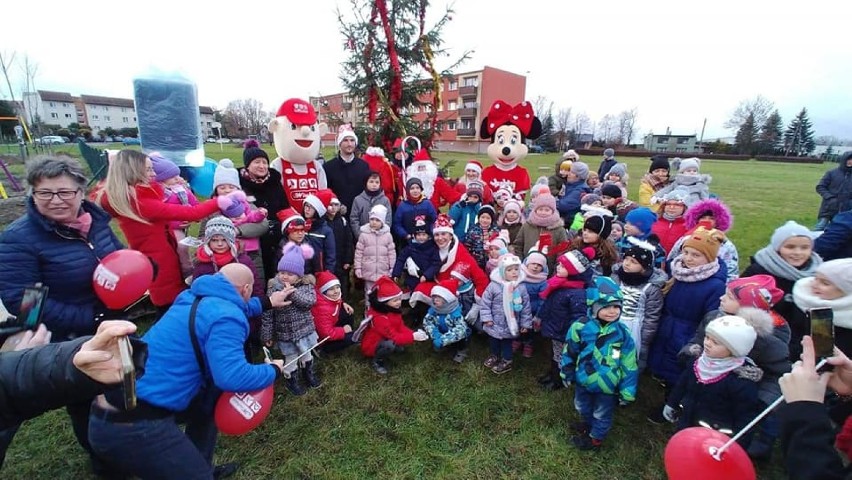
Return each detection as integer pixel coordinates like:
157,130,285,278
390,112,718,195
479,100,543,201
361,146,399,207
409,214,489,318
453,160,493,204
268,98,328,213
359,276,429,375
404,146,461,211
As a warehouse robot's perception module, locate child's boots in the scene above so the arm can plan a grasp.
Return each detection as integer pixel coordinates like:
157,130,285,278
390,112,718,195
302,360,323,389
284,371,306,396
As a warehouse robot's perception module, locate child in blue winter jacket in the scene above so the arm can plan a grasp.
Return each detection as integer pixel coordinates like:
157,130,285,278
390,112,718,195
449,180,484,239
561,276,638,451
393,178,437,242
391,218,441,293
536,248,595,391
423,279,472,364
516,250,548,359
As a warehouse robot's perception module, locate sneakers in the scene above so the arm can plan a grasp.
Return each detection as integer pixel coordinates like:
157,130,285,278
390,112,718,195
512,340,521,353
491,359,513,375
371,358,388,375
570,422,591,435
283,372,306,396
483,355,500,368
452,349,468,364
570,434,602,451
522,343,534,358
646,406,668,425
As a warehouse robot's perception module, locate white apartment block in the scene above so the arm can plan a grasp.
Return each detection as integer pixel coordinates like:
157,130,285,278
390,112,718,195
22,90,215,137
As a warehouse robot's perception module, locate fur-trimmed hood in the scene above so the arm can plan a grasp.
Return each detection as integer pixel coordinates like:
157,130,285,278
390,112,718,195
734,360,764,382
685,198,733,232
735,307,774,337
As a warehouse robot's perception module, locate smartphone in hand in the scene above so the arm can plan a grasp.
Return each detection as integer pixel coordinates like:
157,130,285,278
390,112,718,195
0,285,49,336
118,336,137,410
809,307,835,359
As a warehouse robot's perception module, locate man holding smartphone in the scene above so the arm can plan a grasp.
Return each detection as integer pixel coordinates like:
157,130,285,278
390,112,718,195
88,264,287,480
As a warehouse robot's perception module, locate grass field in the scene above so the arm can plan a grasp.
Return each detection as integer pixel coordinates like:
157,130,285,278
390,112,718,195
0,142,838,479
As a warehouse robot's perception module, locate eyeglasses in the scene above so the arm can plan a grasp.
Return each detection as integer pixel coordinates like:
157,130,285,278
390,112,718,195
33,189,81,201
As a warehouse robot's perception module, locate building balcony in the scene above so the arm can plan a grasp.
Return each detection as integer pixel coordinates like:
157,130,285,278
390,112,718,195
457,128,476,137
342,102,352,110
458,85,478,97
457,107,477,118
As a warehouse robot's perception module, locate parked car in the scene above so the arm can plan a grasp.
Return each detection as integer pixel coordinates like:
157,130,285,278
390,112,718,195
36,136,66,145
206,137,218,143
122,137,141,145
528,144,544,153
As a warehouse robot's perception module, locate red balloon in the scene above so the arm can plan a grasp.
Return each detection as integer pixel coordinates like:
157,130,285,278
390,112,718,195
664,427,755,480
214,385,274,436
92,250,155,310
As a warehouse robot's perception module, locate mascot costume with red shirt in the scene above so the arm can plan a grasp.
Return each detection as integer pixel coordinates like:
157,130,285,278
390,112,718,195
269,98,329,212
479,100,542,201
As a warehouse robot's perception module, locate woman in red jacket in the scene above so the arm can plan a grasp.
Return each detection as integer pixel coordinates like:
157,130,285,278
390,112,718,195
96,150,227,314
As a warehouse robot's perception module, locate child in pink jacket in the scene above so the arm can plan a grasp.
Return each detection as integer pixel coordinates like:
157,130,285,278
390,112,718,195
355,205,397,302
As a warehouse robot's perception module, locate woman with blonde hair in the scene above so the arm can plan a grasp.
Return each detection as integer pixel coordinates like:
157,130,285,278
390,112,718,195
96,150,230,313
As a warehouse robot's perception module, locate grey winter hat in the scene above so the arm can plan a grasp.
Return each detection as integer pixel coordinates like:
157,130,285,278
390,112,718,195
604,148,615,158
571,161,590,180
204,216,237,246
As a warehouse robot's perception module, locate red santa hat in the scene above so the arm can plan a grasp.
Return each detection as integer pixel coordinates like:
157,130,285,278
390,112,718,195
430,278,459,303
413,148,431,162
464,160,483,174
558,247,596,276
432,213,454,235
277,207,306,233
316,271,341,294
303,189,334,217
373,276,403,303
276,98,317,125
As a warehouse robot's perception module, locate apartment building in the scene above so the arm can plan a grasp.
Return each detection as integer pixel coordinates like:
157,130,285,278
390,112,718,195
309,66,526,153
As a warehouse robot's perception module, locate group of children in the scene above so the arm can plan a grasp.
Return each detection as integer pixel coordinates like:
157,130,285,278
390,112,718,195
147,147,852,457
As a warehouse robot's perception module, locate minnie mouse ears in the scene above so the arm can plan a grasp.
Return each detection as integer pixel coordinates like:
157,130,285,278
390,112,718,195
479,100,542,139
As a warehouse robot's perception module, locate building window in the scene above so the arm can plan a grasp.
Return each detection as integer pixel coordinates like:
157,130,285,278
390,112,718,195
133,117,136,122
121,108,126,113
436,121,443,131
449,101,457,110
424,104,432,113
676,147,687,152
463,76,478,87
50,112,58,118
677,137,691,144
461,119,473,129
449,81,458,91
447,121,456,131
49,102,55,107
93,115,99,120
122,117,129,122
657,137,668,144
207,122,212,127
657,147,668,152
105,116,110,121
65,113,72,118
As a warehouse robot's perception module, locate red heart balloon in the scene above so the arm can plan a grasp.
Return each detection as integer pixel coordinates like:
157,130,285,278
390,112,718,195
664,427,755,480
92,250,155,310
214,385,274,436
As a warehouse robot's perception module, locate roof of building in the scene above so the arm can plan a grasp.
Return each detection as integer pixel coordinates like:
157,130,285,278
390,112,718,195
38,90,75,102
646,133,697,138
199,106,214,114
80,95,136,108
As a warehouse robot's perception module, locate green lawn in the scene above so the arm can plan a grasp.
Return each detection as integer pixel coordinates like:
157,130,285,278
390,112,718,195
1,143,837,479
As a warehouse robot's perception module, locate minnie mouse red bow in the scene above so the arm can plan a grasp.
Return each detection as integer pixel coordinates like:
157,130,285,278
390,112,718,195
485,100,535,136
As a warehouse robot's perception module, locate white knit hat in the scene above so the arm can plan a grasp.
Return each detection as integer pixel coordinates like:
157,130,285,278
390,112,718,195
678,157,701,173
770,220,816,251
817,259,852,295
369,204,388,224
705,315,757,357
337,129,358,147
213,159,240,191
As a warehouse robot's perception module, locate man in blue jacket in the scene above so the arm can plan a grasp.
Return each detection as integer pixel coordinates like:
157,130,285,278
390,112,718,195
88,264,286,479
814,151,852,230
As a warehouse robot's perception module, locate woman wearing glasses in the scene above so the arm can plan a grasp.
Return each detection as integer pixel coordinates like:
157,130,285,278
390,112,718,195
0,156,126,474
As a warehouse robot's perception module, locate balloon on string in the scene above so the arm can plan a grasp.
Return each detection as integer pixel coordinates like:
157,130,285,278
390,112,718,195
186,158,219,197
92,250,155,310
664,427,755,480
214,385,274,436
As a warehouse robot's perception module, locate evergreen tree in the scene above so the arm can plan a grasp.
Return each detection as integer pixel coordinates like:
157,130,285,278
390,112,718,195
537,112,556,152
733,112,757,155
756,110,783,155
337,0,470,150
783,108,816,156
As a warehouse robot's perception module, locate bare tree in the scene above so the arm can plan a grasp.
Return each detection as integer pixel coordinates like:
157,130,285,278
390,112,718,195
20,55,39,132
553,107,572,152
0,51,17,102
574,112,592,134
222,99,272,138
724,95,775,131
531,95,553,119
597,114,617,144
617,108,638,146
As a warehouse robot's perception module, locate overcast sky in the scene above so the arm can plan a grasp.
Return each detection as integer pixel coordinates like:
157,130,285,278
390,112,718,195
3,0,849,141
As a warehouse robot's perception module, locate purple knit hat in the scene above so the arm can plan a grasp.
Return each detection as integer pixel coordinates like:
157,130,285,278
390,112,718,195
277,242,314,276
150,154,180,182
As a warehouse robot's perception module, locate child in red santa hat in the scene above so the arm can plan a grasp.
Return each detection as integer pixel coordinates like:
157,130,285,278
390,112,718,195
359,276,429,374
454,159,493,204
302,189,338,274
312,270,358,354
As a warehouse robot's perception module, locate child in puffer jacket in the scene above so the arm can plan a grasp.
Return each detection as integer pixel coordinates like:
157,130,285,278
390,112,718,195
262,242,319,397
481,254,532,375
651,157,712,208
516,250,548,359
392,218,440,294
311,271,357,354
536,248,595,391
423,279,472,364
151,153,200,279
449,180,484,239
355,205,396,299
560,276,638,451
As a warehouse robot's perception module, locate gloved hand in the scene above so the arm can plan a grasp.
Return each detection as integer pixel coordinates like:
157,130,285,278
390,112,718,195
662,405,678,423
413,329,428,342
217,192,246,218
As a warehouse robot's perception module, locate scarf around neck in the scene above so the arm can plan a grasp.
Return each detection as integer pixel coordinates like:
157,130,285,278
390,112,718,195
240,168,270,185
63,211,93,239
754,245,821,282
616,266,652,286
695,353,745,383
522,265,548,283
642,173,670,192
528,210,561,228
196,246,236,269
540,276,586,300
671,256,720,283
662,211,683,222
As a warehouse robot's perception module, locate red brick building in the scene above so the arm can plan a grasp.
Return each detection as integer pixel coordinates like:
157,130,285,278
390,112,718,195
309,66,526,153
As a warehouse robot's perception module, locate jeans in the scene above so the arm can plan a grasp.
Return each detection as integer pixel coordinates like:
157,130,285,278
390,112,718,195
277,332,319,376
574,386,617,441
489,337,513,361
88,404,217,480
